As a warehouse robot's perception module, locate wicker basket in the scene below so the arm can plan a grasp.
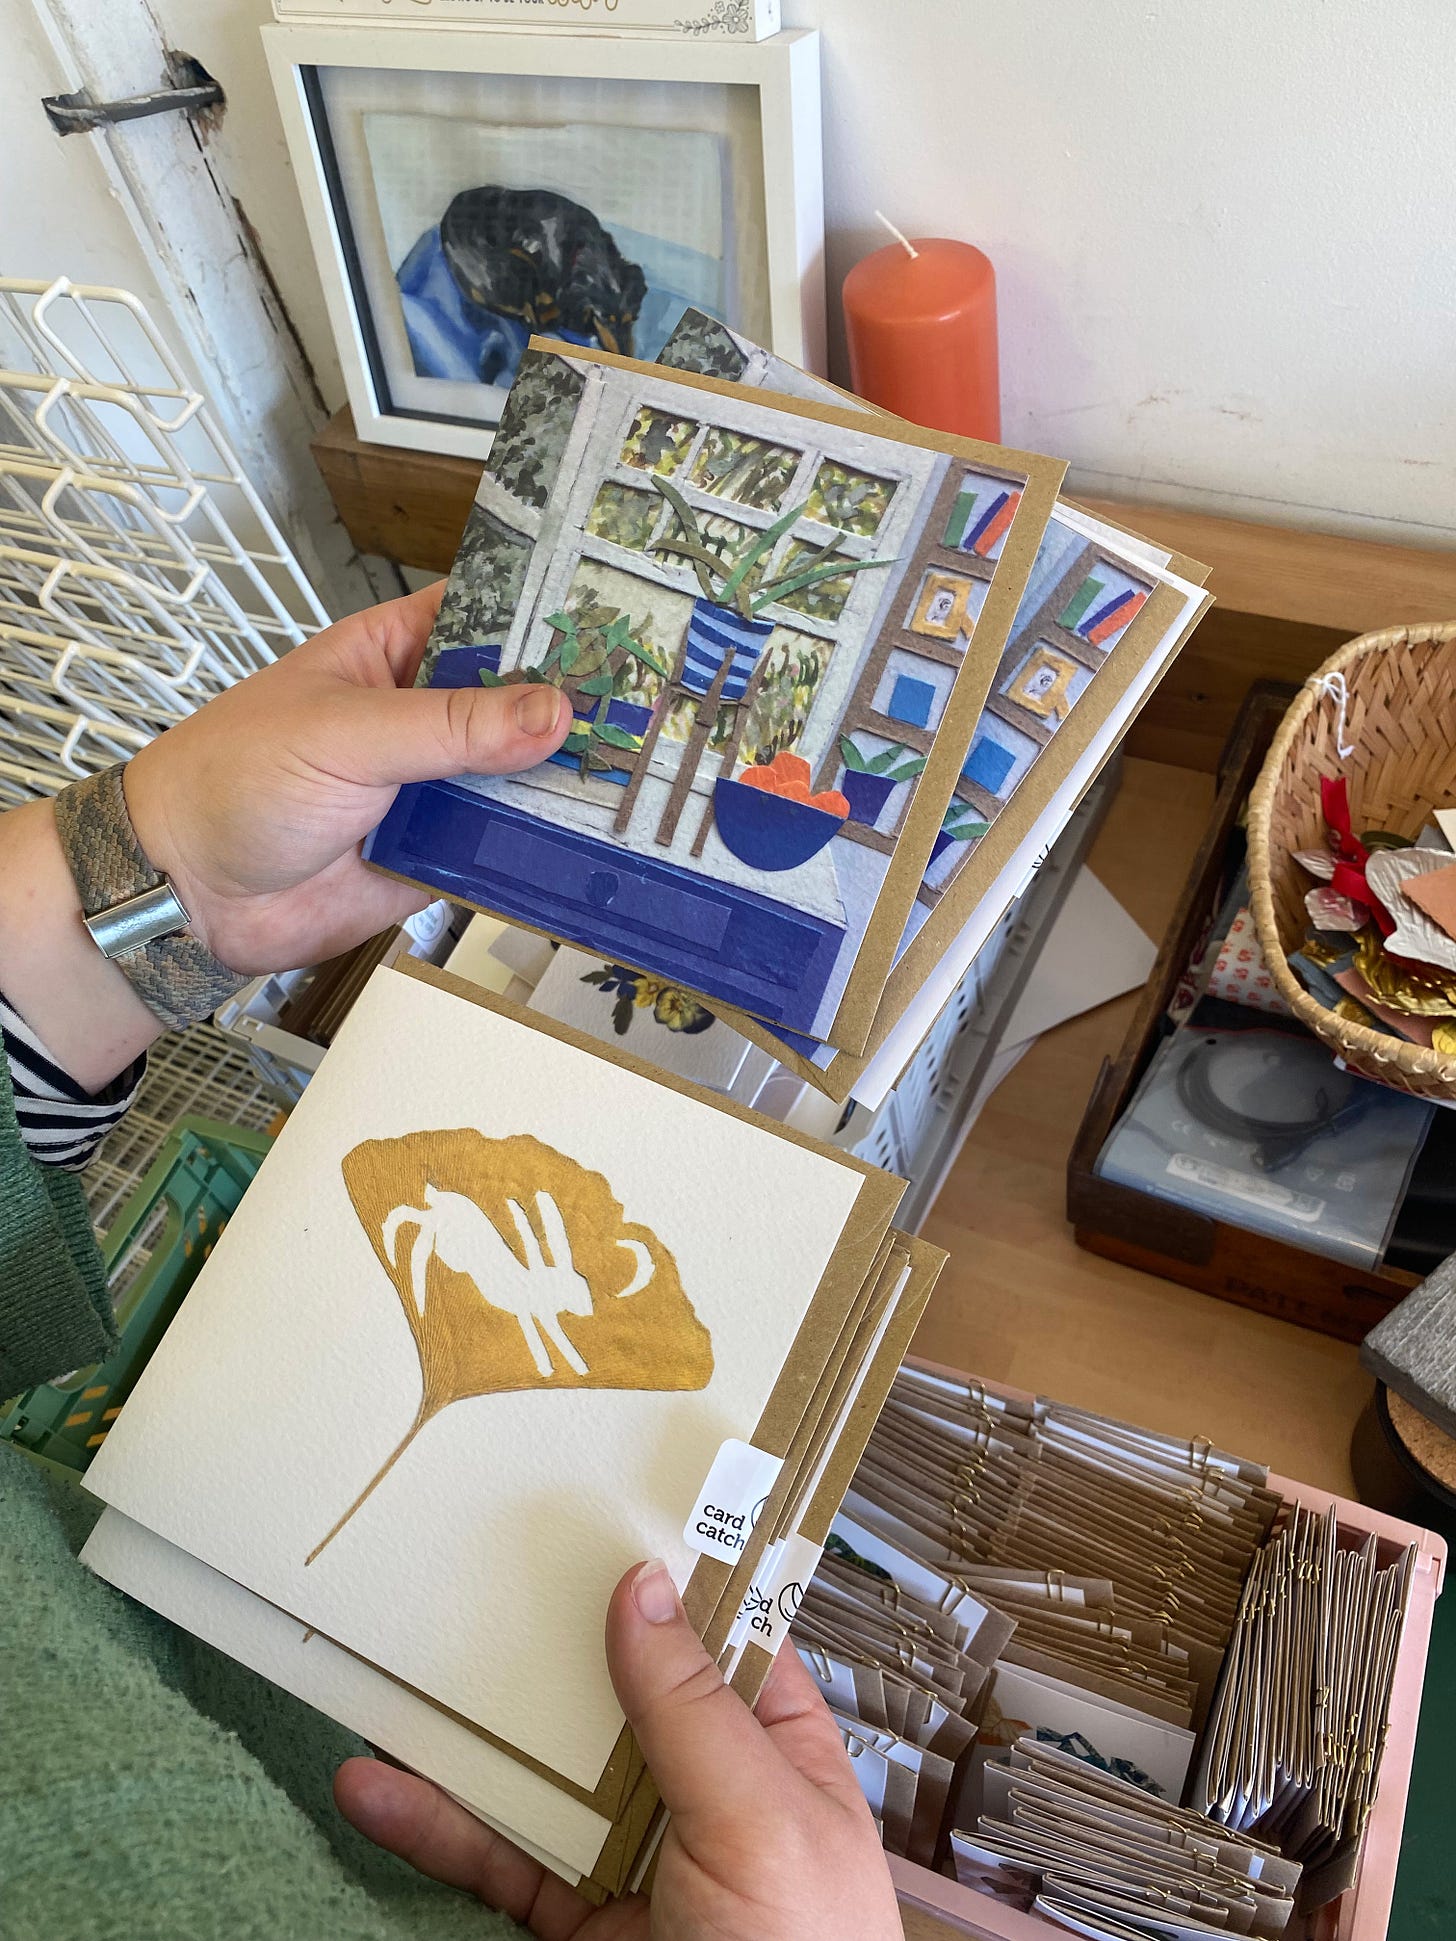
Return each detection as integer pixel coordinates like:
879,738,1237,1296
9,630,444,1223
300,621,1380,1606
1247,621,1456,1104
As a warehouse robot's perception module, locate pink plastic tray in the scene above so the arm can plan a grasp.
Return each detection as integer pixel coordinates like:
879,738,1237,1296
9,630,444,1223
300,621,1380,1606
886,1360,1447,1941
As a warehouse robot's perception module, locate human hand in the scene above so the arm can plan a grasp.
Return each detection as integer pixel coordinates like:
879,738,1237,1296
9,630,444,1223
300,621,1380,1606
334,1559,903,1941
123,582,570,976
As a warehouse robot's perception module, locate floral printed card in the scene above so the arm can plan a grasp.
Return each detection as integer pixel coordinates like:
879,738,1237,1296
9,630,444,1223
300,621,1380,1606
364,342,1065,1054
528,944,755,1093
82,962,903,1806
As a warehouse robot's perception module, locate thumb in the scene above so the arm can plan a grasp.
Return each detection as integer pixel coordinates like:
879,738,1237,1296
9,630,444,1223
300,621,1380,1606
336,680,572,789
606,1560,787,1833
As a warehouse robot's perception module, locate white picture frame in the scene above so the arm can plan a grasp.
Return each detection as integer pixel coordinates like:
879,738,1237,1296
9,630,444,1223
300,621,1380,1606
272,1,783,38
261,22,823,460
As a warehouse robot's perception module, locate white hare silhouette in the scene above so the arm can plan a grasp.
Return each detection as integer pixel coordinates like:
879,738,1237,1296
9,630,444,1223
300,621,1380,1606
380,1185,654,1380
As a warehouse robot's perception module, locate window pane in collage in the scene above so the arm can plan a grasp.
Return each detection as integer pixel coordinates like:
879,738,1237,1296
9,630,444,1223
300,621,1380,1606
619,407,696,475
804,460,895,537
772,537,859,622
688,428,800,512
585,481,659,551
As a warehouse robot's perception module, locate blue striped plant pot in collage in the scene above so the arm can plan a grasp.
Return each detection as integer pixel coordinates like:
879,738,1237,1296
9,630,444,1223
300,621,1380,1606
680,600,775,702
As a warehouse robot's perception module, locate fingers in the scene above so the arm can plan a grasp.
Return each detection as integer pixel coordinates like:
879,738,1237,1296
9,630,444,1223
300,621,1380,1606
754,1643,881,1818
605,1561,788,1835
333,1758,595,1940
370,580,450,685
277,847,436,962
332,679,571,790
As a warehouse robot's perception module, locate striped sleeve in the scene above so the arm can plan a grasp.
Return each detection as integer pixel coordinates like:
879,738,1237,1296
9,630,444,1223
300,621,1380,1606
0,992,145,1170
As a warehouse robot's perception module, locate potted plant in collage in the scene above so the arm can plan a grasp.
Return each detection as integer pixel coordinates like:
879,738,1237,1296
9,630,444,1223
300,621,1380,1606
648,477,893,705
837,735,928,827
930,799,992,864
480,604,669,783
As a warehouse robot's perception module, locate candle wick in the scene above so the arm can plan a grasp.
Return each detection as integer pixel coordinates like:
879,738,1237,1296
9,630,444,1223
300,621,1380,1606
874,211,920,260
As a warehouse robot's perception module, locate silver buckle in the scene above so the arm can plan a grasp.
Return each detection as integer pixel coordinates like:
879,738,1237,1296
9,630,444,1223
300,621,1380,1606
83,880,190,959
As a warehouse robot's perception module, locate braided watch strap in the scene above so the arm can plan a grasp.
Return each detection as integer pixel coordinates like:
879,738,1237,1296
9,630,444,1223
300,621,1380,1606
52,763,249,1032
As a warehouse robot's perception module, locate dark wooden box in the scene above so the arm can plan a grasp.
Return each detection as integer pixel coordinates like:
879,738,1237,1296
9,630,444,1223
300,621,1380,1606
1067,682,1419,1343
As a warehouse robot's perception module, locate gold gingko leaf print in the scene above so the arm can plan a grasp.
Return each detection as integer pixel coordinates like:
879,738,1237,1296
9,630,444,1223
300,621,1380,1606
306,1131,713,1563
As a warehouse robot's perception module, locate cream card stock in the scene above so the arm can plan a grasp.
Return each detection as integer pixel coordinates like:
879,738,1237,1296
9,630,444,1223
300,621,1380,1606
80,1508,609,1883
83,963,874,1795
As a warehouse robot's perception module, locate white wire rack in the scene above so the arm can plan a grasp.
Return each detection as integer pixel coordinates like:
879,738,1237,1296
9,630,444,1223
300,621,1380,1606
0,275,329,798
0,276,325,1227
82,1024,279,1234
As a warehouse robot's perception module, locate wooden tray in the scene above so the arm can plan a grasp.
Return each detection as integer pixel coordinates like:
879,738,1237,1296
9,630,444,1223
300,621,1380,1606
1065,682,1419,1342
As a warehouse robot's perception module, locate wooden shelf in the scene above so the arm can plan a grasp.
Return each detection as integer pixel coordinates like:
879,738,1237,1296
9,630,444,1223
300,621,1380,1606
311,407,483,576
310,405,1456,771
1077,495,1456,636
914,754,1374,1498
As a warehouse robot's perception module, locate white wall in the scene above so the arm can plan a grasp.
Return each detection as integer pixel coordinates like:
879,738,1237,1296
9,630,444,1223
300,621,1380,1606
7,8,173,306
6,0,1453,562
783,0,1456,545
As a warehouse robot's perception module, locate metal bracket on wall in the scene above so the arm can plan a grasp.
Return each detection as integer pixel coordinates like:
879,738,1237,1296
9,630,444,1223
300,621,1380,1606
42,55,223,137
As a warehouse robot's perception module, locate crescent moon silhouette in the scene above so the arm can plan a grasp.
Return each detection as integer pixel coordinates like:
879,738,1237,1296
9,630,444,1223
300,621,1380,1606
616,1239,654,1298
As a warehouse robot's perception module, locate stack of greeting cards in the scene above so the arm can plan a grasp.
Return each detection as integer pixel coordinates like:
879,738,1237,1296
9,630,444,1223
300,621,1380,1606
794,1366,1282,1873
1193,1504,1416,1908
364,314,1213,1109
951,1735,1304,1936
79,960,944,1899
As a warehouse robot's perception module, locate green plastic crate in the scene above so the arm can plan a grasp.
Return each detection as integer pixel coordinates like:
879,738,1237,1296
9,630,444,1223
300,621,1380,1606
0,1114,272,1471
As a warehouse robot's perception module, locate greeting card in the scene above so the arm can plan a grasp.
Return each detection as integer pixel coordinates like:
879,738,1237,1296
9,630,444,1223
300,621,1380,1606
364,342,1065,1054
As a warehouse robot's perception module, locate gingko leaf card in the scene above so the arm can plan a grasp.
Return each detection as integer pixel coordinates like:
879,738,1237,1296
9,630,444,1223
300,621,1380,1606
82,961,904,1812
363,342,1065,1054
81,1231,946,1900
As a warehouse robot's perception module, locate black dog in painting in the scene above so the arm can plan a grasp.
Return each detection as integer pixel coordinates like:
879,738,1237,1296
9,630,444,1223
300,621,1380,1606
439,187,648,358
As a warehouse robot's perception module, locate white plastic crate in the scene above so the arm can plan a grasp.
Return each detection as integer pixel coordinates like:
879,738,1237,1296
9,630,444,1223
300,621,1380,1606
213,966,321,1106
0,276,327,800
212,902,466,1104
849,1098,905,1174
889,1042,939,1154
84,1024,277,1234
0,278,319,1238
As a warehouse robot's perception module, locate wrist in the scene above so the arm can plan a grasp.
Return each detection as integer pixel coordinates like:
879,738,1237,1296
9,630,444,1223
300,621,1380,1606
120,746,224,965
50,760,251,1031
0,797,164,1093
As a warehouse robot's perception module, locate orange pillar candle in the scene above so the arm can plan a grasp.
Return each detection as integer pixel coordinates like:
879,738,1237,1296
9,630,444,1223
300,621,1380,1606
841,222,1000,442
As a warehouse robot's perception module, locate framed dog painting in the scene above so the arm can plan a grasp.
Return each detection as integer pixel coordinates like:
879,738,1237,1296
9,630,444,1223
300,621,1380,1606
262,23,824,458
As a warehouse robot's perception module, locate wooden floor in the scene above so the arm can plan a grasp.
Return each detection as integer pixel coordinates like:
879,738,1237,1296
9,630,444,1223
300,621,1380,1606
913,756,1374,1497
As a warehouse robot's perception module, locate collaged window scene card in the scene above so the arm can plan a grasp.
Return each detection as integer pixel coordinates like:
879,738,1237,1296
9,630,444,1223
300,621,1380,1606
366,343,1065,1052
911,510,1176,910
827,507,1209,1106
651,314,1212,1102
